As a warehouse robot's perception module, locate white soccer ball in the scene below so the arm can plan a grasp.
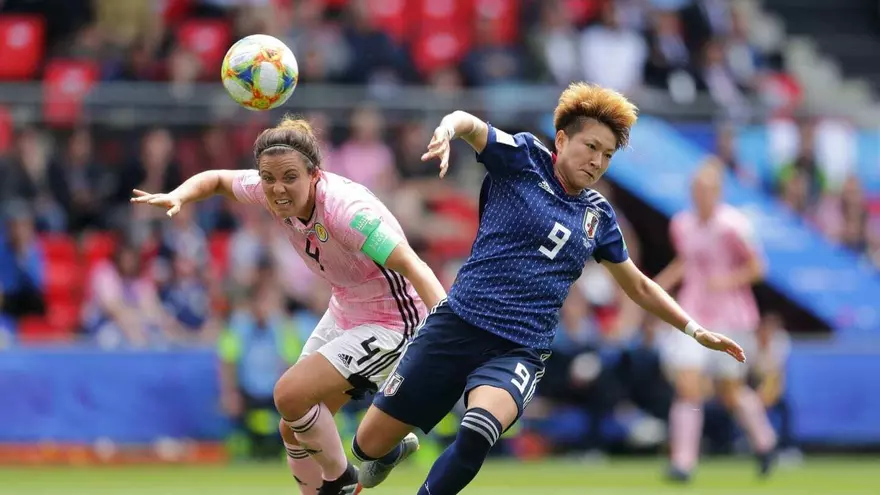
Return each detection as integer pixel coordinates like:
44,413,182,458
221,34,299,111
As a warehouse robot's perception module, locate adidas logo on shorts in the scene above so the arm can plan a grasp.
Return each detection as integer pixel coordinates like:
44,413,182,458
338,353,353,367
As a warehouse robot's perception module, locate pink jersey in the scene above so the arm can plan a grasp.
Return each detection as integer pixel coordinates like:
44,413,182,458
232,170,425,334
670,204,761,331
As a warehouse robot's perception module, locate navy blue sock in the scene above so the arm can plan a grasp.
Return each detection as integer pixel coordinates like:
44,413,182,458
351,435,403,465
417,408,502,495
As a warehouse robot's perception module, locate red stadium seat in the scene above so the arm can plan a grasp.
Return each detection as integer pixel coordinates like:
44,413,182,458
413,0,470,27
42,60,98,127
177,20,231,77
410,27,472,77
474,0,520,45
0,105,10,154
564,0,603,25
17,316,57,342
45,258,81,301
47,301,80,333
367,0,408,42
209,232,231,278
0,15,45,80
40,234,77,261
82,232,118,268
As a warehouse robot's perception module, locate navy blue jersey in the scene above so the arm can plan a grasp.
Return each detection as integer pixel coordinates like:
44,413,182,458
446,124,629,349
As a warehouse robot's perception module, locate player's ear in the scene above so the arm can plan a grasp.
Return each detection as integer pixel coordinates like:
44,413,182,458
555,129,567,153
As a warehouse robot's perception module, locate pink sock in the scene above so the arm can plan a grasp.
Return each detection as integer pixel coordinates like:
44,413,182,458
669,400,704,472
289,403,348,481
733,388,777,453
285,443,323,495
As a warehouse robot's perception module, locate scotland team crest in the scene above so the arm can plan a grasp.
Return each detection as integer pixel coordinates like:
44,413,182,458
314,223,329,242
583,208,600,240
383,373,404,396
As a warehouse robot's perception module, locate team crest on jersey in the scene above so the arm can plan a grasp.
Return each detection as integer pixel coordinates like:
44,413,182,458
314,223,329,242
383,373,404,396
583,208,600,239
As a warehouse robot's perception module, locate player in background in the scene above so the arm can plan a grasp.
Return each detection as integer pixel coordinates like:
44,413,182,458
350,83,746,495
131,117,446,495
654,161,776,482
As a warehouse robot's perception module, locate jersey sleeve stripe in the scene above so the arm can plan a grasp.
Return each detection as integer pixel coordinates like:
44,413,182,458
390,270,420,338
376,264,417,338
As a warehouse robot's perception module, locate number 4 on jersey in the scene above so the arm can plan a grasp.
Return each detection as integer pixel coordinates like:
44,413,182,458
539,222,571,259
305,239,325,271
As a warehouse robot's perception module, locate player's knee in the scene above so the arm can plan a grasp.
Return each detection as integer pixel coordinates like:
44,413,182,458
716,379,743,410
465,385,519,431
273,375,311,420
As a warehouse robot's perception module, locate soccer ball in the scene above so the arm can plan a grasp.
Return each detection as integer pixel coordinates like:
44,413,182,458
221,34,299,111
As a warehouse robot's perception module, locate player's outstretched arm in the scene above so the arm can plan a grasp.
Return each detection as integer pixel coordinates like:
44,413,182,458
422,111,489,178
384,243,447,310
601,259,746,363
130,170,240,217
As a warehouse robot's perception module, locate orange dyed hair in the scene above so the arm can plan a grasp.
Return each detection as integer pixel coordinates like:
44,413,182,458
553,82,639,150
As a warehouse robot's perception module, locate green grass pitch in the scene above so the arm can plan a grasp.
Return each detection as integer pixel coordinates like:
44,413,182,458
2,457,879,495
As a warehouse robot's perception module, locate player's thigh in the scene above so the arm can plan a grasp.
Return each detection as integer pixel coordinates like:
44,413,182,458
661,326,710,384
465,347,550,431
370,303,473,437
316,324,407,400
297,309,338,361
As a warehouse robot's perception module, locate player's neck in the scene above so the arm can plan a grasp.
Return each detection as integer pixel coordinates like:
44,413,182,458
296,196,317,224
552,167,582,196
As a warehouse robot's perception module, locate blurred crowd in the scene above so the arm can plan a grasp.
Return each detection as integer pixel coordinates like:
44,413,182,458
0,0,840,458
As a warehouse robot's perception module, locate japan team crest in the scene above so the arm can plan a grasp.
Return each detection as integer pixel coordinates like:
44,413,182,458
314,223,329,242
383,372,404,396
583,208,600,240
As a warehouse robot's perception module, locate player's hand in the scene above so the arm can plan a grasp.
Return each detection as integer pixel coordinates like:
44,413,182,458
130,189,183,217
694,329,746,363
422,126,453,178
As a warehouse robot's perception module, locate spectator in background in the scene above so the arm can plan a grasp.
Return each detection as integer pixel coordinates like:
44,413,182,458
528,0,581,85
48,128,111,233
0,202,46,320
81,241,173,348
331,105,398,197
724,6,763,91
776,120,826,203
284,0,351,83
815,175,869,253
696,39,747,116
158,248,218,345
461,16,525,87
643,9,691,89
778,168,811,217
342,0,408,86
0,128,66,232
579,0,648,94
679,0,732,54
714,122,759,186
218,281,300,459
115,128,182,233
751,313,792,452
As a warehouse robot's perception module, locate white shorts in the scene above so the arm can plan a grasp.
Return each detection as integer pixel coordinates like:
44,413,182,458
659,326,755,380
299,311,407,396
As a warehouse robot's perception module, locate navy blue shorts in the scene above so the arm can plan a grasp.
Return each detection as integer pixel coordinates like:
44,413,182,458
373,301,551,434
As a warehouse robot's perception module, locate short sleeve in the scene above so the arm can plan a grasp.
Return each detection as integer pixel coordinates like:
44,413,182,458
327,198,385,253
725,212,762,263
475,124,534,176
231,170,269,208
593,208,629,264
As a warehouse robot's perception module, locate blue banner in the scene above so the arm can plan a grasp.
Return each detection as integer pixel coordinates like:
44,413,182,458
589,117,880,334
0,347,229,443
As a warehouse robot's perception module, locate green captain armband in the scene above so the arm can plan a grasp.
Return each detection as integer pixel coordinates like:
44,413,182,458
350,210,402,266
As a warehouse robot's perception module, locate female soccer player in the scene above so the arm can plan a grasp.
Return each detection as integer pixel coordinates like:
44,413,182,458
655,162,776,482
350,83,746,495
131,117,446,495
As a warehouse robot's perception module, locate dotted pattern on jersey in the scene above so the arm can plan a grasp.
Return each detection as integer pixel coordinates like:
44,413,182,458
447,128,627,349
